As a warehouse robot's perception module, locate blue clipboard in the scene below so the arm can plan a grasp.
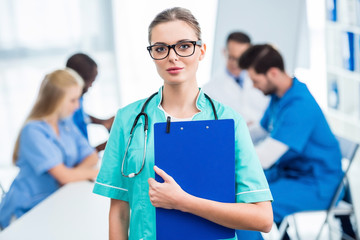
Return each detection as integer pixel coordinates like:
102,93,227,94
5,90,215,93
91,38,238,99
154,119,235,240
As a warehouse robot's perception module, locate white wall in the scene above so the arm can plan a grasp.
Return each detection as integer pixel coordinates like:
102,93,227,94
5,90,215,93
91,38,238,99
210,0,310,77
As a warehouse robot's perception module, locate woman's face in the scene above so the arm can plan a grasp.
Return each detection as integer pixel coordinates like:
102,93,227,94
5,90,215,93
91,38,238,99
58,85,82,119
150,20,206,85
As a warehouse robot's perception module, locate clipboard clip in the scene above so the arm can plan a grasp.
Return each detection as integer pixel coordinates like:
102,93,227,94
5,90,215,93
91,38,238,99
166,116,171,133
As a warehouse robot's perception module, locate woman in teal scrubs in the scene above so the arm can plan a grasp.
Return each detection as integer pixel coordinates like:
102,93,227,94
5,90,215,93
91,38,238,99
0,69,99,229
93,7,273,239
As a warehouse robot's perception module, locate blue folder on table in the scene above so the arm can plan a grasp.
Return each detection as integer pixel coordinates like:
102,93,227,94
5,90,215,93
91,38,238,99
154,119,235,240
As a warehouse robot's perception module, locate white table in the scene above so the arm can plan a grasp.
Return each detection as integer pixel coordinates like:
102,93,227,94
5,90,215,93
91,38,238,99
0,181,109,240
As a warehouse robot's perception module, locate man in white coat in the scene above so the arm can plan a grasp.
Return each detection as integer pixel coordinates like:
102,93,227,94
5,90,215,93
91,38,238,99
202,32,269,126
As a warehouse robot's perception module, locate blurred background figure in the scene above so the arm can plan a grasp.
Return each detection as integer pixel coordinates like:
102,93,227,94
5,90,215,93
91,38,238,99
0,69,99,230
239,44,343,240
202,31,269,126
66,53,115,152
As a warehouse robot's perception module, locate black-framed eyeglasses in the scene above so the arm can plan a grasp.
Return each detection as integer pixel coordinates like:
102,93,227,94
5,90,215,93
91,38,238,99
147,40,202,60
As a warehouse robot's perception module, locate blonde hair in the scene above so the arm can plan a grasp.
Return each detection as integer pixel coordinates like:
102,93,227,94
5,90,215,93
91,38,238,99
12,69,84,163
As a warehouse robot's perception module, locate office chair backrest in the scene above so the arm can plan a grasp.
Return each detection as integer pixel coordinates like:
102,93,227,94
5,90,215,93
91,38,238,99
337,136,359,164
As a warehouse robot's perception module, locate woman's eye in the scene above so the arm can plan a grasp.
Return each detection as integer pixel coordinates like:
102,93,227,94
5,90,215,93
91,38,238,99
154,46,167,53
179,43,191,49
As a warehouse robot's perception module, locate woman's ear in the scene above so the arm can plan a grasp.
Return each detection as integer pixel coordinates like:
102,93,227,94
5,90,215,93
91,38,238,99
199,43,206,61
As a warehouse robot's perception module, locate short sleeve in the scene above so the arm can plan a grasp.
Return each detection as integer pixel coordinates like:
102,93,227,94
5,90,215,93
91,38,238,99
18,123,63,175
271,100,317,153
234,117,273,203
93,109,129,201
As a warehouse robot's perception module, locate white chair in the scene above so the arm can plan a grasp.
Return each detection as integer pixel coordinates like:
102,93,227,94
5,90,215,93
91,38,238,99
277,135,359,240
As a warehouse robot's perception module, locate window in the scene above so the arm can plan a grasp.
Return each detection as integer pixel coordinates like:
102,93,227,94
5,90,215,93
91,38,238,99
0,0,120,167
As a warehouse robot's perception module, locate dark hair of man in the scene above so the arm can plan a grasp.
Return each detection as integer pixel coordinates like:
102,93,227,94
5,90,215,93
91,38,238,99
66,53,97,83
226,32,251,45
238,44,284,74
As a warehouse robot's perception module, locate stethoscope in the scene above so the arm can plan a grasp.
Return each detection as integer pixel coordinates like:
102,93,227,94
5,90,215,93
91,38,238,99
121,91,218,178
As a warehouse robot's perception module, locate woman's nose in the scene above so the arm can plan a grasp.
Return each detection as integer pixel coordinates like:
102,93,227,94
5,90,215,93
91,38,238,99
168,48,179,61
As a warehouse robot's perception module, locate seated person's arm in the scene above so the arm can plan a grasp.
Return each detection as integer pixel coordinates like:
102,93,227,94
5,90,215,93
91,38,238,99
48,152,99,185
90,116,115,152
255,137,288,169
90,115,115,130
76,151,98,168
95,142,107,152
248,123,268,145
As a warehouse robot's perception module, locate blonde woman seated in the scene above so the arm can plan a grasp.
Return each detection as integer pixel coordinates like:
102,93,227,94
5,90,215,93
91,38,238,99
0,69,99,229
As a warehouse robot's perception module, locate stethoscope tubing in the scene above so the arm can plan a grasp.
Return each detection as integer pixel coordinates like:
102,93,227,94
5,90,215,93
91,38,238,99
121,130,148,178
121,91,217,178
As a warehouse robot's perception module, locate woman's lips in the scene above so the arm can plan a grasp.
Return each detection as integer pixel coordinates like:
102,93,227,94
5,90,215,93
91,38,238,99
166,67,183,74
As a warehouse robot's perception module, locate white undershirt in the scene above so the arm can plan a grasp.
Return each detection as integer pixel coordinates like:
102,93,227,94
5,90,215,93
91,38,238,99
158,105,194,122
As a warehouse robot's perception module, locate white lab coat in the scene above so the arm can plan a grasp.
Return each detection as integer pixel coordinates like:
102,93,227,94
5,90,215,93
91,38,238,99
202,68,269,124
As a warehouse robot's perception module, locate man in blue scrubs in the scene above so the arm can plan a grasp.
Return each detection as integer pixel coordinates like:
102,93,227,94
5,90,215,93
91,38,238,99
66,53,114,152
239,44,343,239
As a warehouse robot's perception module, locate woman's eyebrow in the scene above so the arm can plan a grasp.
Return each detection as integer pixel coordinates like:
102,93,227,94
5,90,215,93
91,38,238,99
152,42,167,45
152,39,192,45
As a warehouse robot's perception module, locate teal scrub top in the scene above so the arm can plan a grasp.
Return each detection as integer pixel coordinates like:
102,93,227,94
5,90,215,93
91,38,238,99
93,87,272,240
